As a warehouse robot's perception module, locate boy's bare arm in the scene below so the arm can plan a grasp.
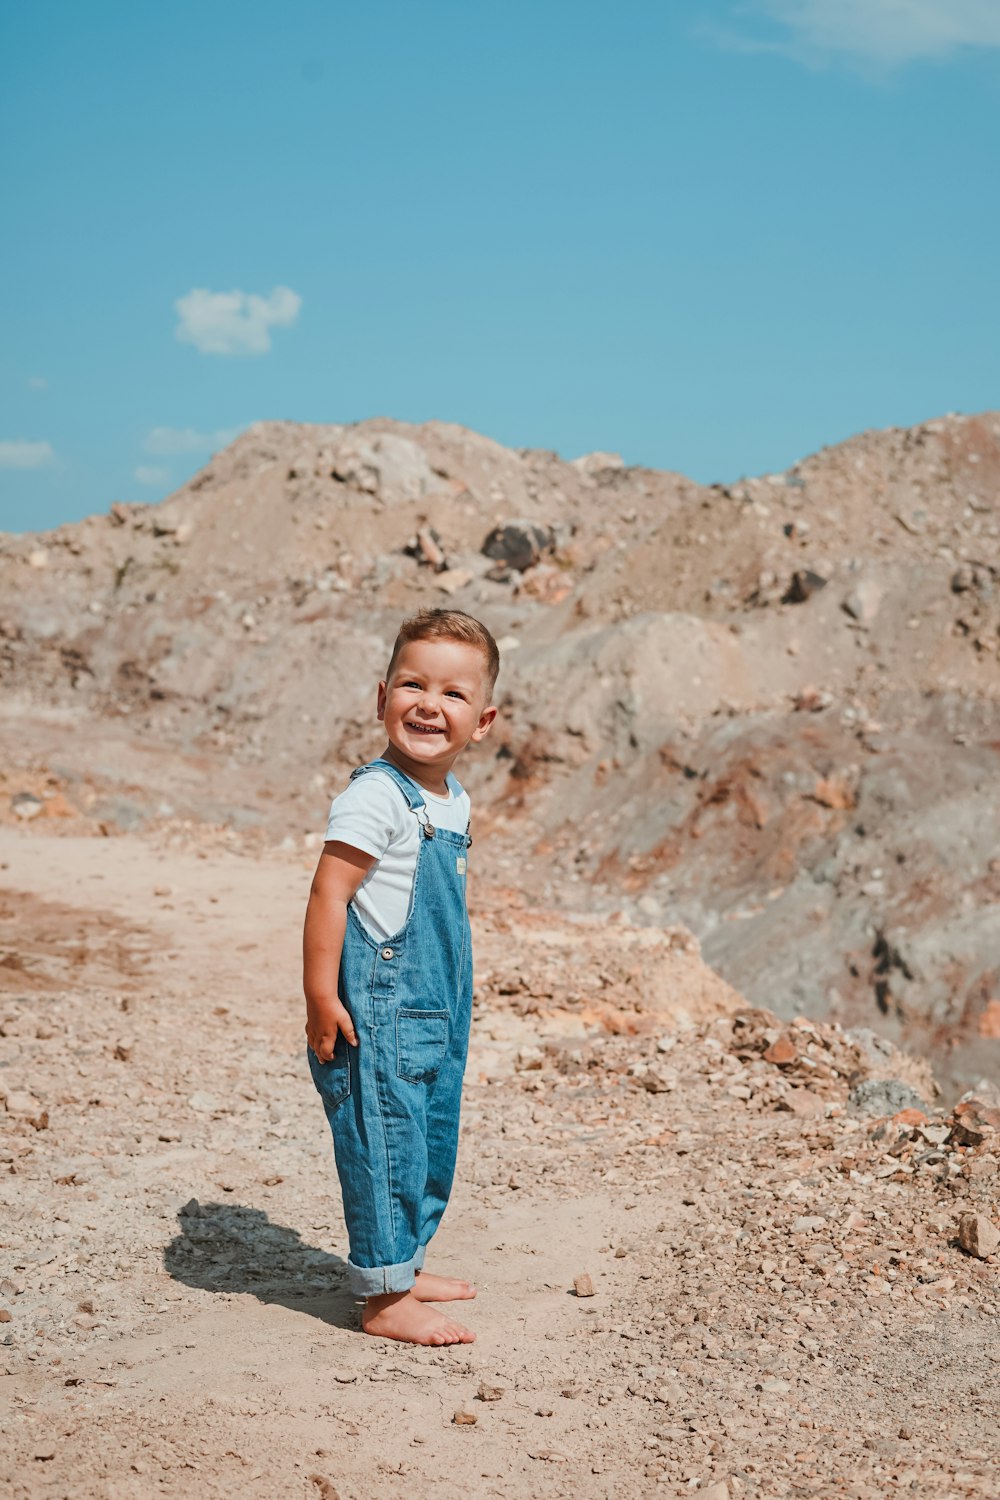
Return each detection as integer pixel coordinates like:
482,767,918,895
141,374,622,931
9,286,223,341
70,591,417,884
303,840,375,1061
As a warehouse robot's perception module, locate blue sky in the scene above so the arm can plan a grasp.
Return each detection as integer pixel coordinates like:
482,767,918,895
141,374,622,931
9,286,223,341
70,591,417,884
2,0,998,532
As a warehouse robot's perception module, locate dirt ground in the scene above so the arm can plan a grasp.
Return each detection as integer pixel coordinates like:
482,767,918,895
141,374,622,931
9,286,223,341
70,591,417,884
1,826,997,1499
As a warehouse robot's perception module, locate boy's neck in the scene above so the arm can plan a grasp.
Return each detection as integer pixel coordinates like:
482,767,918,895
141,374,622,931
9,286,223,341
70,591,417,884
380,745,454,797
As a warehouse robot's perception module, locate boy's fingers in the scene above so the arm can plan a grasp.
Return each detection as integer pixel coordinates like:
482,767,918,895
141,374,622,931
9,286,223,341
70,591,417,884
335,1006,359,1047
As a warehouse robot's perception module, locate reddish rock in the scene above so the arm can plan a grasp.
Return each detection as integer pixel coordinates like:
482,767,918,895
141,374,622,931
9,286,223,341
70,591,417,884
890,1108,927,1128
764,1035,798,1066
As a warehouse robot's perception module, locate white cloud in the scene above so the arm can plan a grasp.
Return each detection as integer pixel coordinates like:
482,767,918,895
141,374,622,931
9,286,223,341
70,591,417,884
27,375,48,391
174,285,302,356
715,0,1000,66
143,425,239,456
134,465,171,487
0,440,56,470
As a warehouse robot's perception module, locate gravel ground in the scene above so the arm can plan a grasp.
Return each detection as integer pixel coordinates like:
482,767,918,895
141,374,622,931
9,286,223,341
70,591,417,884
1,828,998,1499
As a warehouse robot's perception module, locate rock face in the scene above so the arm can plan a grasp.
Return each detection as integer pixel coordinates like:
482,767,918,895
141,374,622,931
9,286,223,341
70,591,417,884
2,409,999,1094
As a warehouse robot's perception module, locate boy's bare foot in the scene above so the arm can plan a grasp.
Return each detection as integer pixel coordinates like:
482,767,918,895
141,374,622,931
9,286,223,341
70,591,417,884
412,1270,477,1302
362,1289,475,1345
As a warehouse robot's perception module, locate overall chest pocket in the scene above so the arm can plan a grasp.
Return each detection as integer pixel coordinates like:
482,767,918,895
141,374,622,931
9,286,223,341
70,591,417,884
308,1037,352,1111
395,1008,450,1084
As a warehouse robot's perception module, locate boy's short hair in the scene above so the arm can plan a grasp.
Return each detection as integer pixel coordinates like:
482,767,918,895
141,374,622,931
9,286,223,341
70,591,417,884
386,609,500,697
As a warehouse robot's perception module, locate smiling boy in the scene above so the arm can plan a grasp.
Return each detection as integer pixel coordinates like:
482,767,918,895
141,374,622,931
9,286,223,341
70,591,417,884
303,609,498,1345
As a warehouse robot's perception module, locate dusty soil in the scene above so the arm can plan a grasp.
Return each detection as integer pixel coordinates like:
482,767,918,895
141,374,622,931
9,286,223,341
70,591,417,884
2,827,998,1499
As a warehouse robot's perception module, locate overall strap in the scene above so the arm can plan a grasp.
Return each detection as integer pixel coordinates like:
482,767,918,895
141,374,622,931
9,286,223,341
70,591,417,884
350,758,437,837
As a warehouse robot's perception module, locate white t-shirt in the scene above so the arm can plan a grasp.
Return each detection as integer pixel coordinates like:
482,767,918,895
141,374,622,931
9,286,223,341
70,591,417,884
325,767,471,941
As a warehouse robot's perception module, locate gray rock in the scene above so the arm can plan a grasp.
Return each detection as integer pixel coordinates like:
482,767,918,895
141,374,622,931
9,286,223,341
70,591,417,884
11,793,43,821
482,521,555,572
782,569,827,604
842,578,883,624
847,1078,928,1119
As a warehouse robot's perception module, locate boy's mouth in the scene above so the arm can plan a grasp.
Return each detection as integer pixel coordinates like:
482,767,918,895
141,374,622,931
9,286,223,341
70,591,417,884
405,721,445,736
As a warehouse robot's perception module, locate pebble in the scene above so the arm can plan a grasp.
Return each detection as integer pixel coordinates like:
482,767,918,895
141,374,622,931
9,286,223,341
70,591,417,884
574,1273,595,1297
453,1407,477,1425
958,1213,999,1260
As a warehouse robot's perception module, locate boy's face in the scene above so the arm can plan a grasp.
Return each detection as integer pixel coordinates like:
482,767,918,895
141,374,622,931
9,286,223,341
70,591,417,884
378,638,497,774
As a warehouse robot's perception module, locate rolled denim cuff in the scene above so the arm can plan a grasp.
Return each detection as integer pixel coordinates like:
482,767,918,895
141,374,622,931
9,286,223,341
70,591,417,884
347,1253,418,1298
413,1243,427,1273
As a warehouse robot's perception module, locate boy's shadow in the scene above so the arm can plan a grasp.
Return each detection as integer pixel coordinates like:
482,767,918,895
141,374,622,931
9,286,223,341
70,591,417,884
164,1199,357,1330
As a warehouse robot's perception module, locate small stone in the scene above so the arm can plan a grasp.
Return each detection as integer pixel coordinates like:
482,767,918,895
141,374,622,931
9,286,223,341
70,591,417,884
641,1066,677,1094
573,1273,595,1298
453,1407,477,1425
777,1088,825,1118
898,1426,912,1440
3,1090,43,1117
791,1216,825,1234
842,578,883,624
760,1378,791,1395
957,1214,1000,1260
476,1381,504,1402
784,569,827,604
11,793,43,821
534,1405,554,1417
951,1096,1000,1148
764,1035,797,1066
890,1107,926,1128
33,1446,56,1462
27,549,49,569
332,1370,357,1384
435,568,473,596
309,1476,340,1500
0,1310,11,1323
528,1449,568,1462
114,1038,135,1062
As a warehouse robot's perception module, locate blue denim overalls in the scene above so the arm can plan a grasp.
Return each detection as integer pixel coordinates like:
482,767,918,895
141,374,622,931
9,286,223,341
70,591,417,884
308,758,474,1297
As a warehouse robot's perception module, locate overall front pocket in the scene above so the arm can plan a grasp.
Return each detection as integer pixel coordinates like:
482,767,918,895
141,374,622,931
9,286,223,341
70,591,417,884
308,1037,352,1111
395,1008,450,1084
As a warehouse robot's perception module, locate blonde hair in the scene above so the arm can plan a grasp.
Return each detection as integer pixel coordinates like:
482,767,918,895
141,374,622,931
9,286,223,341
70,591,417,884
386,609,500,696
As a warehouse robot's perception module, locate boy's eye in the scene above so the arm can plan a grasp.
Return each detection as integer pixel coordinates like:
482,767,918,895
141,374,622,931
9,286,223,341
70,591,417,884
446,691,466,699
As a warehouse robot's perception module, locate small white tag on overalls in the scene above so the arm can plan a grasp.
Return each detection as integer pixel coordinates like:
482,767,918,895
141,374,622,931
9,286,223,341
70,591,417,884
456,856,467,875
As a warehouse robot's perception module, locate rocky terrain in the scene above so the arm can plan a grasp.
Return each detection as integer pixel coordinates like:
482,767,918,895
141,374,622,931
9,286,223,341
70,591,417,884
1,410,998,1495
1,409,999,1091
1,830,998,1498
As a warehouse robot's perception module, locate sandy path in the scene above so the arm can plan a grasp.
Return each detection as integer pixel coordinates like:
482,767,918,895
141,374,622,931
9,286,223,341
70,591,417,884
1,829,997,1499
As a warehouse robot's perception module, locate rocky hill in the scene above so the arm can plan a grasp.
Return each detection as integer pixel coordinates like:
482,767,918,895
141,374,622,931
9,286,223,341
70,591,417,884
2,411,999,1094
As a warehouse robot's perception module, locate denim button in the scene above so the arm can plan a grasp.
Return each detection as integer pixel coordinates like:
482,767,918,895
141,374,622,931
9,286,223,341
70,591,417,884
381,947,394,960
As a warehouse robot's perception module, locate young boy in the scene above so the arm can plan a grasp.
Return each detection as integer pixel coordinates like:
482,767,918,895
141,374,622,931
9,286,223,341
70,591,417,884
303,608,498,1346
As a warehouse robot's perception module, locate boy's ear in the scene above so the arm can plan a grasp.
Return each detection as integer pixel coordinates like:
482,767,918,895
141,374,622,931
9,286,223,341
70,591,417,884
376,680,387,721
471,704,498,742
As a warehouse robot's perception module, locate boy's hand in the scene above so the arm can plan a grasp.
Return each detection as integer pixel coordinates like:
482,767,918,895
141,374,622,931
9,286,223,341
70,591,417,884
306,998,358,1061
303,840,374,1061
